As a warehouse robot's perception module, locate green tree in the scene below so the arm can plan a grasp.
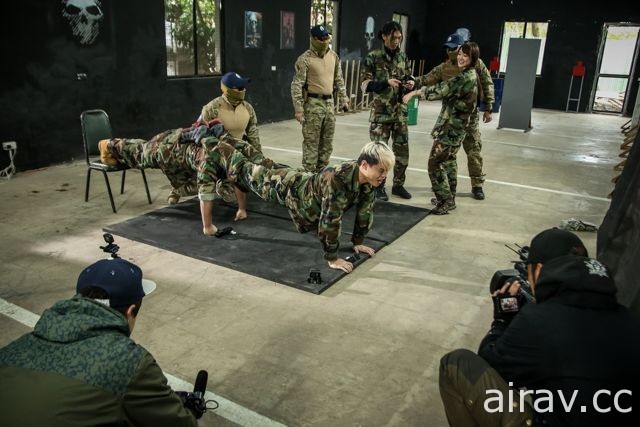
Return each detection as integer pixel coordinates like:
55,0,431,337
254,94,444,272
165,0,219,75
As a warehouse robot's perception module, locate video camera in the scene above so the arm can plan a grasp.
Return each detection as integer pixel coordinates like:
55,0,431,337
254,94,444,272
490,244,536,315
100,233,120,258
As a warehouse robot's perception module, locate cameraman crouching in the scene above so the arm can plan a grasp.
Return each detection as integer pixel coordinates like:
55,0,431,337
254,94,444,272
0,258,199,426
439,229,640,426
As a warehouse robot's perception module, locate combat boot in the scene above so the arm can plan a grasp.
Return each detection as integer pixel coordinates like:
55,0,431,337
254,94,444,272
375,186,389,201
167,189,180,205
98,139,118,166
430,198,455,215
430,197,456,209
392,185,412,199
472,186,485,200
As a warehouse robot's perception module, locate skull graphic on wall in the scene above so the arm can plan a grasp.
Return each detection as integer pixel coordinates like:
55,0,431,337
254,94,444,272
61,0,104,45
364,17,375,50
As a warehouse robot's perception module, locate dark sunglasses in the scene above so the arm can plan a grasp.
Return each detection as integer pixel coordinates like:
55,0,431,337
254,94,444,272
316,35,330,41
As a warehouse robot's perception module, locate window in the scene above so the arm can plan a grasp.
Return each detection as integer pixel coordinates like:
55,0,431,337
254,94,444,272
499,21,549,75
165,0,221,77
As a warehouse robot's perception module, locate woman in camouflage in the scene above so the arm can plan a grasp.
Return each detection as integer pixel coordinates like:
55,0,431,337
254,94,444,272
403,42,480,215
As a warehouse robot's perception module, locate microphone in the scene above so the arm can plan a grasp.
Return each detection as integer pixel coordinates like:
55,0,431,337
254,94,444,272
193,370,208,400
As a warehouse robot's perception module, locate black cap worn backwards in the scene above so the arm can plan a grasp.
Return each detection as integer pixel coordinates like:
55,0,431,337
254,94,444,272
527,228,589,265
76,258,156,307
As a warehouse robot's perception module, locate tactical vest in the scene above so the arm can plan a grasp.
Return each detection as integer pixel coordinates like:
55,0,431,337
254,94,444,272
217,102,250,139
306,52,336,96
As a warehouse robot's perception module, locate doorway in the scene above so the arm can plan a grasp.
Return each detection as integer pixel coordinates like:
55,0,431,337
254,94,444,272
591,24,640,113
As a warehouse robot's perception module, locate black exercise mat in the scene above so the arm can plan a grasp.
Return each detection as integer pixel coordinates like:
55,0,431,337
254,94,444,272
105,195,429,294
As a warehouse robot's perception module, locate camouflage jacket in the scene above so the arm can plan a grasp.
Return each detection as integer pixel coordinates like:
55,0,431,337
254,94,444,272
415,58,494,109
0,297,196,427
231,158,375,261
360,48,412,123
286,161,375,261
291,49,348,113
420,67,478,146
200,96,261,151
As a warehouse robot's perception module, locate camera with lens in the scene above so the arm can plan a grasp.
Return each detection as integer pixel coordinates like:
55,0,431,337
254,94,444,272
490,244,535,315
100,233,120,258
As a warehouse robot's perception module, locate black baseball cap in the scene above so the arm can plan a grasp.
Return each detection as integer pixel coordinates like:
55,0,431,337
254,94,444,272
310,25,330,38
76,258,156,307
527,228,588,265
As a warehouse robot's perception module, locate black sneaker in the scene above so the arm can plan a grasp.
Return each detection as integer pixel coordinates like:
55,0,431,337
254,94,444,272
472,187,485,200
375,186,389,201
392,185,412,199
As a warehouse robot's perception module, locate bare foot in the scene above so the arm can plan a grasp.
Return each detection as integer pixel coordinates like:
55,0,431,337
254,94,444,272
202,224,218,236
234,209,247,221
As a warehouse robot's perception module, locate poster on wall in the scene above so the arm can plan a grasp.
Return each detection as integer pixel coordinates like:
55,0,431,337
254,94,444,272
244,11,263,48
280,11,295,49
61,0,105,45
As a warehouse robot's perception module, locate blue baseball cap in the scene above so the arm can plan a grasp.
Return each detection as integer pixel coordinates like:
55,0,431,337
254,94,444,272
221,72,251,89
76,258,156,307
310,25,330,38
444,33,465,48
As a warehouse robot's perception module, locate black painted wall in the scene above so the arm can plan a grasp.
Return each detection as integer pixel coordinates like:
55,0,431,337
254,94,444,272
0,0,310,171
422,1,640,115
337,0,428,61
1,1,639,171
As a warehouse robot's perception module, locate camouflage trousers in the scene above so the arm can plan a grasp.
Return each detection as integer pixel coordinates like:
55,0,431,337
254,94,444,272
440,349,534,426
108,131,272,200
369,121,409,186
302,97,336,172
428,142,460,201
107,129,200,197
462,110,485,187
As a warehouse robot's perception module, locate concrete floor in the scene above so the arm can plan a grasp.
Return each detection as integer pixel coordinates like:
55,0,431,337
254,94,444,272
0,103,626,426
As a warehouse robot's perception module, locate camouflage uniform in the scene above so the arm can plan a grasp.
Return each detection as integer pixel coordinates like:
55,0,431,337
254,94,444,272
200,96,262,151
291,49,348,172
420,67,478,201
0,296,197,426
415,58,494,187
106,129,271,202
360,48,412,186
211,141,375,261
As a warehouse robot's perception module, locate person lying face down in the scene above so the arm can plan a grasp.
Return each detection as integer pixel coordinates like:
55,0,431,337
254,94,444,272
203,140,395,273
98,120,277,232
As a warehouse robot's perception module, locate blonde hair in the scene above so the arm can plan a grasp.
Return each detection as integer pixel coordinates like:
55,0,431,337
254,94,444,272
357,141,395,171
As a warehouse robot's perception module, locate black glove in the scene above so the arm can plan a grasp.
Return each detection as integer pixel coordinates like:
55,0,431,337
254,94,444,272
366,80,390,93
175,391,206,419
